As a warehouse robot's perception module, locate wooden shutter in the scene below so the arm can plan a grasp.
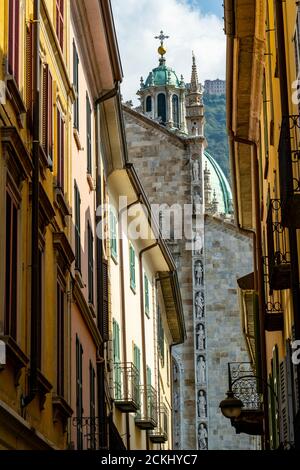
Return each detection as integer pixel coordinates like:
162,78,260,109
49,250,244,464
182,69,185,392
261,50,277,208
74,182,81,270
26,22,33,115
102,259,109,341
73,41,79,129
86,93,92,173
147,366,152,387
56,0,64,50
279,359,289,445
57,109,64,191
5,191,18,340
48,70,53,165
42,65,53,166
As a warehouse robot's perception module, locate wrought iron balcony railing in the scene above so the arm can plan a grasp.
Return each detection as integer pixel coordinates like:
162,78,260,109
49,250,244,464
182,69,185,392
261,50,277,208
114,362,140,412
229,362,261,411
72,417,100,450
279,115,300,227
135,385,158,429
262,257,284,332
266,199,291,290
149,404,168,443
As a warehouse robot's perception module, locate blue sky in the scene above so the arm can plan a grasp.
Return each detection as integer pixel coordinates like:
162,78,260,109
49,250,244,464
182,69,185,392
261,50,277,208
112,0,226,103
189,0,223,18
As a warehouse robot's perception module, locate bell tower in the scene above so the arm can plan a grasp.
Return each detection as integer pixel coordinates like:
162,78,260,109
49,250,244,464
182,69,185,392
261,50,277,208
185,54,205,137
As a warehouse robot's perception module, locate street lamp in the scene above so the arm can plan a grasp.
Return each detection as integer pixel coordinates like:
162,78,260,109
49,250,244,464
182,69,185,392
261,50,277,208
219,390,243,419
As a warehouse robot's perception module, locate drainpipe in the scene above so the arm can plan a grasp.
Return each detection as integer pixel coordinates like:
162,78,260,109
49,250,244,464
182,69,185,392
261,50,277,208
95,81,120,449
22,0,40,407
233,136,270,450
139,242,158,451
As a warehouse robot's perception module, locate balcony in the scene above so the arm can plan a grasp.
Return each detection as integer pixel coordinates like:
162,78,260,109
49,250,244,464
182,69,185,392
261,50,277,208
279,115,300,227
149,404,168,443
72,417,100,450
263,257,284,332
135,385,158,430
228,363,264,436
266,199,291,290
114,362,140,413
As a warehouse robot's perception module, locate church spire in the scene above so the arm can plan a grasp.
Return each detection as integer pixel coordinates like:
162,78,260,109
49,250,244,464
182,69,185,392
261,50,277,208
191,52,200,92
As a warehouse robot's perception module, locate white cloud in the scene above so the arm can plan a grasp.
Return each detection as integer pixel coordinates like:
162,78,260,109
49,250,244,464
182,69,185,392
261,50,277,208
111,0,226,104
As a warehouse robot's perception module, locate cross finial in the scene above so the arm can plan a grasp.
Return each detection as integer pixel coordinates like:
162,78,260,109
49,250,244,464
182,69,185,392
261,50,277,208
155,30,169,46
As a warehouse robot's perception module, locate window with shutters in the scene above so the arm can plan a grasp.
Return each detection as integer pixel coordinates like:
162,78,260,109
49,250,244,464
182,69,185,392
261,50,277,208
57,108,64,191
144,274,150,318
57,282,65,396
157,307,165,367
8,0,20,83
55,0,64,51
26,22,33,113
89,361,96,449
109,209,118,262
86,93,92,174
76,335,83,449
113,319,121,399
73,41,79,130
88,222,94,304
4,189,18,340
74,181,81,271
102,259,109,341
42,65,53,166
133,343,141,383
129,244,136,292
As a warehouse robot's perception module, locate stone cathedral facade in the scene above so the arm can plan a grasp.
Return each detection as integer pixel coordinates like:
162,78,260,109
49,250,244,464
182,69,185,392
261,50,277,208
123,34,258,450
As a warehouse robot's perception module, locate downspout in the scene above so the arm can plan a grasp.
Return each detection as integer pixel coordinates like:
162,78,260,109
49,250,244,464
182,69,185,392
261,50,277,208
22,0,40,407
139,242,158,451
233,135,270,450
95,81,120,449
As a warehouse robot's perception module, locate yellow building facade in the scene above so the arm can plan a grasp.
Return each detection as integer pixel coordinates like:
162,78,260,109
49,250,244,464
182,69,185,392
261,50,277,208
225,0,300,450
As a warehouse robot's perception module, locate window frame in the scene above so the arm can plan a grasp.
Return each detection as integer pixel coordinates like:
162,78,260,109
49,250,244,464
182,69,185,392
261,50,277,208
8,0,20,84
86,92,92,174
57,280,65,397
73,41,79,130
57,107,65,191
74,181,81,271
110,209,118,262
129,243,136,292
144,273,150,318
55,0,64,51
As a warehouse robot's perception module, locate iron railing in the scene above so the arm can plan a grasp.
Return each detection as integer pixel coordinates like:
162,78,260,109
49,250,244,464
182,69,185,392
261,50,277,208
149,404,168,443
279,115,300,226
263,256,284,331
114,362,140,412
135,385,158,429
229,362,261,410
72,417,100,450
266,199,291,290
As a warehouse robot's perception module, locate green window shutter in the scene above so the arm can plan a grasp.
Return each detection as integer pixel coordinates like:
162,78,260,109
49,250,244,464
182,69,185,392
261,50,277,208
130,244,136,290
110,210,117,260
147,365,151,387
133,344,141,378
113,320,121,399
144,274,149,317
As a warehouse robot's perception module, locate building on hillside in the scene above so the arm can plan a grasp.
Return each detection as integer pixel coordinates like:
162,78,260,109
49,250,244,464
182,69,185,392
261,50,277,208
224,0,300,450
123,33,259,450
204,79,226,96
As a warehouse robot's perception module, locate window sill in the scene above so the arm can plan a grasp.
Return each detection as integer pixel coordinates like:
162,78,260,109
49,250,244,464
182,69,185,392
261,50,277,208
6,75,26,126
75,268,84,288
0,335,29,386
54,186,71,226
111,253,118,265
52,395,73,433
87,173,95,191
73,127,83,151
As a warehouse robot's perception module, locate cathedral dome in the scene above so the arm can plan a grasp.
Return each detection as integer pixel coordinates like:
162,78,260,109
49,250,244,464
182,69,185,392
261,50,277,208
144,64,181,88
203,150,233,215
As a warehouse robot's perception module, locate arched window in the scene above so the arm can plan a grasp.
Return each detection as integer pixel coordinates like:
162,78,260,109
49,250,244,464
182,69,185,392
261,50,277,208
157,93,166,125
172,94,179,128
146,96,152,113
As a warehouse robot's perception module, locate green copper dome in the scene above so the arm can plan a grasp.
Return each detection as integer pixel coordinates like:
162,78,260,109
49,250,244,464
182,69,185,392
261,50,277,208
204,150,233,215
144,64,181,88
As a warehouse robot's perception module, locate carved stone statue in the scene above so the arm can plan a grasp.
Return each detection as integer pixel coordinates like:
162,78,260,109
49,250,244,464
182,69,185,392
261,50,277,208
197,390,207,419
192,160,200,181
193,232,202,255
193,193,202,214
197,356,206,384
198,423,208,450
196,324,205,350
194,260,203,286
195,291,204,318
